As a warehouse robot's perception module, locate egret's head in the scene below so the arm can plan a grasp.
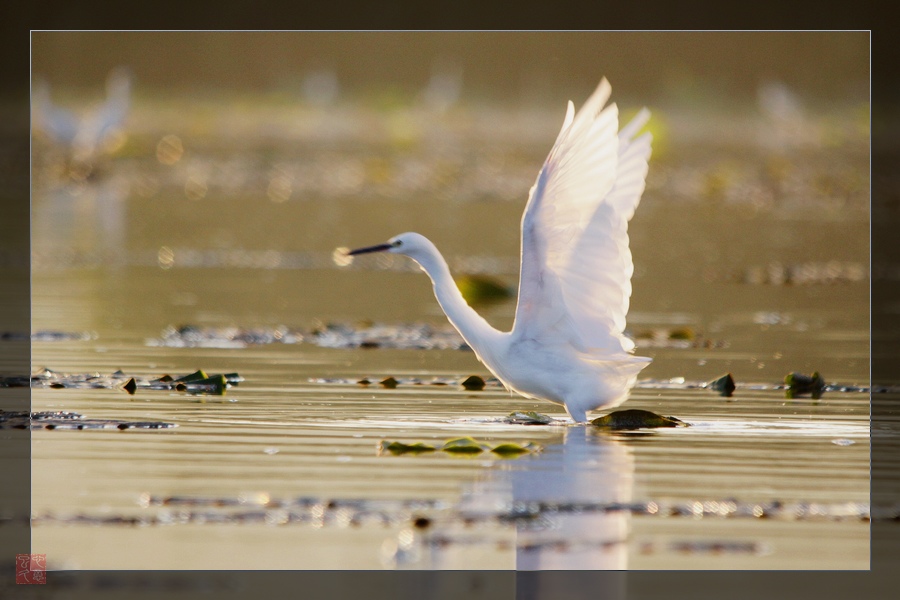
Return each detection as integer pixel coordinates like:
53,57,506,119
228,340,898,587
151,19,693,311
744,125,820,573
347,232,431,258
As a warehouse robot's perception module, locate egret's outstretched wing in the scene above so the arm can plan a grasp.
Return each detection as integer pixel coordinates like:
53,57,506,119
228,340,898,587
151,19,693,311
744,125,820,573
32,79,80,146
74,68,132,157
512,79,652,356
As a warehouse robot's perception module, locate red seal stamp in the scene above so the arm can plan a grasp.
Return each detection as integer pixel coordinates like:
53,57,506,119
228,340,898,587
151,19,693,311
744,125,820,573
16,554,46,584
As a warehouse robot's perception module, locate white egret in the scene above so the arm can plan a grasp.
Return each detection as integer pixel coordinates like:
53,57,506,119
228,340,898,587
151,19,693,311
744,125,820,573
348,79,653,423
33,67,132,165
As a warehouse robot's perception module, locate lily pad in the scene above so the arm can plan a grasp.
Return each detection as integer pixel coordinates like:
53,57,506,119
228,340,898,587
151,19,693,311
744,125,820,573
379,437,541,458
504,411,554,425
708,373,736,397
440,437,489,454
491,442,538,456
785,371,826,399
591,409,689,430
379,441,436,455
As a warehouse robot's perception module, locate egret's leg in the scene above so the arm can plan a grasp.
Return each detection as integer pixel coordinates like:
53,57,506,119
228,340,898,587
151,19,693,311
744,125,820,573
566,406,588,424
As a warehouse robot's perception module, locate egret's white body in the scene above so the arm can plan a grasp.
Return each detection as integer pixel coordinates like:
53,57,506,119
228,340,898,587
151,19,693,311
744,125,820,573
350,79,652,423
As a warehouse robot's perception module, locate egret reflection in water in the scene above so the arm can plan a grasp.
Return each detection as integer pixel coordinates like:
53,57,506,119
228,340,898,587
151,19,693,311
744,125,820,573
384,426,633,577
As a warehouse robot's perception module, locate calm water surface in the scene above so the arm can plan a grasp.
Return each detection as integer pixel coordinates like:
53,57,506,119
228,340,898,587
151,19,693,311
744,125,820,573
28,92,871,570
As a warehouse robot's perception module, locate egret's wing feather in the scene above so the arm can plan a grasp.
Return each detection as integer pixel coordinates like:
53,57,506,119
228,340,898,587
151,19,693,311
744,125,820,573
32,80,80,146
76,69,132,153
513,81,651,356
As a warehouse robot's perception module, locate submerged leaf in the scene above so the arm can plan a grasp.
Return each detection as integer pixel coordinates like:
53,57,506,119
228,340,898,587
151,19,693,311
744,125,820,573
505,411,554,425
591,409,689,430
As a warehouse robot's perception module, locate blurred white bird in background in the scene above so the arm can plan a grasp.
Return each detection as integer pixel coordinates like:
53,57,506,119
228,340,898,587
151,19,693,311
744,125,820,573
348,79,653,423
33,66,133,176
418,59,463,114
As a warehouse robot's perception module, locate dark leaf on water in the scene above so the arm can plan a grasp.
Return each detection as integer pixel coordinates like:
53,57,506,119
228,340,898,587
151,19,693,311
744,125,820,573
709,373,736,397
184,375,228,395
491,442,537,456
1,409,176,431
379,376,399,389
785,371,826,399
379,441,436,455
460,375,486,391
223,373,244,384
174,370,209,383
441,437,489,454
592,409,689,430
0,376,31,387
668,327,695,340
122,377,137,395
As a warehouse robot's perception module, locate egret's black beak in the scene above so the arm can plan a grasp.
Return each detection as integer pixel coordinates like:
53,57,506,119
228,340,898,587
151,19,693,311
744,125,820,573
347,243,392,256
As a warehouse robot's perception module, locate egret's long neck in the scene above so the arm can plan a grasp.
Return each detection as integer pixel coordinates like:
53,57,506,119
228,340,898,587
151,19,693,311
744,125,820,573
409,246,505,355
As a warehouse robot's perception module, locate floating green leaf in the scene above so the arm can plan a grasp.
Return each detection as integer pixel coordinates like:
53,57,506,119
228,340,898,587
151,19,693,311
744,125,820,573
174,370,209,383
709,373,736,397
491,442,536,456
379,441,436,455
440,437,489,454
379,437,541,458
785,371,825,399
591,409,689,430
